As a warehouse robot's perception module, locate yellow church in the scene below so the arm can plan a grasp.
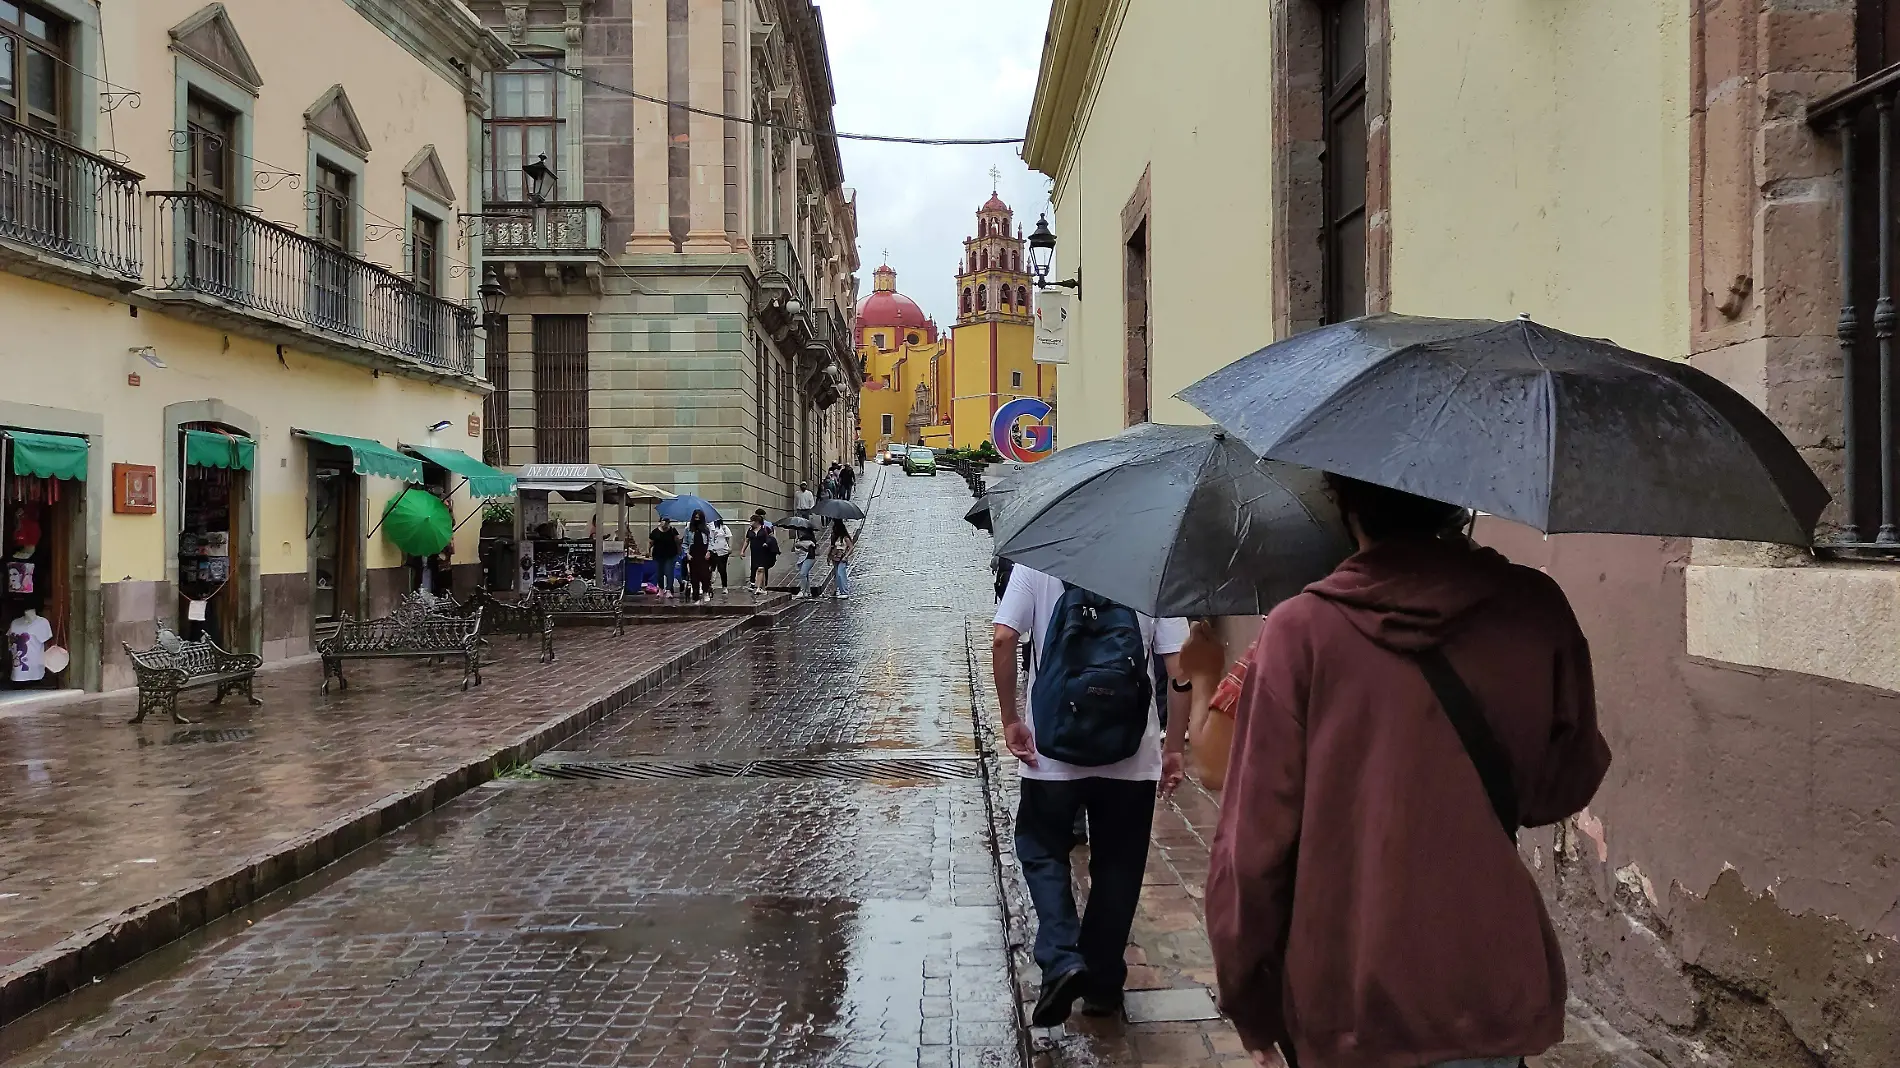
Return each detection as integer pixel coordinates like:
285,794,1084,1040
857,193,1055,453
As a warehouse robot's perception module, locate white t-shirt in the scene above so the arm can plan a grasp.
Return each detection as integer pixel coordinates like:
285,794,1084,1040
9,613,53,682
708,524,732,555
794,489,816,510
993,565,1188,782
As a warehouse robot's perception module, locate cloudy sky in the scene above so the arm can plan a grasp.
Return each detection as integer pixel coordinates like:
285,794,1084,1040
822,0,1055,326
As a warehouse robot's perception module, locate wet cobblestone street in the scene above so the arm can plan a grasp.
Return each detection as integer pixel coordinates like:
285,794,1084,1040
0,465,1025,1067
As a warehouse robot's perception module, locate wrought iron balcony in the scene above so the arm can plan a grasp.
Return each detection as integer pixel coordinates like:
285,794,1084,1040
148,191,475,377
0,116,142,283
754,233,813,328
482,201,608,259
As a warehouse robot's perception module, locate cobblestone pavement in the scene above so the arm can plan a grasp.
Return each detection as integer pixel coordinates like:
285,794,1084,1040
1,463,1031,1067
1,618,737,984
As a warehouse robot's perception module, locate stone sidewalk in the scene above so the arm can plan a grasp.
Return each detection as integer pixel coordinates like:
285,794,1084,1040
966,623,1248,1068
0,614,755,1028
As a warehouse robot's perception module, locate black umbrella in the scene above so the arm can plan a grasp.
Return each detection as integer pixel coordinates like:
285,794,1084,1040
776,516,817,530
965,495,993,532
812,498,865,521
991,423,1353,618
1177,314,1829,545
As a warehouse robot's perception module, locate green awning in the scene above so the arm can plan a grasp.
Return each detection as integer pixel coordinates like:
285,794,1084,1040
7,430,88,481
184,429,256,471
404,445,516,498
296,430,422,483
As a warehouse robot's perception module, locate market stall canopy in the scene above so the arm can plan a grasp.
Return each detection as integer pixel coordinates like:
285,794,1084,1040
514,463,673,502
184,429,256,471
5,430,88,480
404,445,515,498
380,487,453,556
295,430,422,483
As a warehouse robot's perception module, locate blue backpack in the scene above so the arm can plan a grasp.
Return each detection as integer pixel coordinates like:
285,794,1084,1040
1030,584,1153,766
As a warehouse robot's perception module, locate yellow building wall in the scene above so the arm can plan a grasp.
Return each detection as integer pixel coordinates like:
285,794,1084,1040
1386,0,1689,363
949,322,995,449
1040,1,1274,448
0,275,487,582
105,0,478,301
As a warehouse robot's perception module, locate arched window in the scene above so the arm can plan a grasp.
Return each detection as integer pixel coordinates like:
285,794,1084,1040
976,286,987,311
1018,285,1029,310
1001,287,1012,311
961,288,972,314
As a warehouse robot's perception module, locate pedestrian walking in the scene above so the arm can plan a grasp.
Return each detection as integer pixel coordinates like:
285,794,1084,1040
794,481,816,516
991,564,1190,1027
837,463,856,501
793,526,819,598
708,518,732,595
1205,476,1610,1068
747,516,780,592
855,439,866,468
685,510,713,603
647,516,681,597
827,523,854,599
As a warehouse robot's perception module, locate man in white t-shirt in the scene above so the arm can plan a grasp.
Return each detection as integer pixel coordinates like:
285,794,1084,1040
992,564,1190,1027
793,481,816,515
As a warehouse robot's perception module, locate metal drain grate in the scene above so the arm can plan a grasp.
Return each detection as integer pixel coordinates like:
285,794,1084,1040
164,728,257,745
534,756,981,782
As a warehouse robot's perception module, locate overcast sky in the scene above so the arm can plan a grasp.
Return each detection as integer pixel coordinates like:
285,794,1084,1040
822,0,1054,326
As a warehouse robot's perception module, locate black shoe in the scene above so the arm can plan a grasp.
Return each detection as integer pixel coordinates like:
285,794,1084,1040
1031,968,1089,1027
1081,991,1123,1018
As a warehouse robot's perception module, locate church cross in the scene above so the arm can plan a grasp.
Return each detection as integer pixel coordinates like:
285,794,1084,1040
989,165,1002,193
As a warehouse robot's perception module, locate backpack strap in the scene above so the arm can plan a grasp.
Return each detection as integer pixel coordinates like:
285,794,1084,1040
1414,647,1519,842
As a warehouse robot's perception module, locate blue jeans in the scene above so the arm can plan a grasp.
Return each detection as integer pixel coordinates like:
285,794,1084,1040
654,554,677,591
1014,777,1155,993
832,560,850,595
796,555,815,596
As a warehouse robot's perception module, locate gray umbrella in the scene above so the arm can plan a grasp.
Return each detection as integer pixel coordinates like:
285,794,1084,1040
991,423,1353,618
1178,314,1829,545
812,498,865,521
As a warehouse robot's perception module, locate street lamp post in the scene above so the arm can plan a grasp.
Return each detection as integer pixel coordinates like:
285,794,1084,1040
1027,213,1080,297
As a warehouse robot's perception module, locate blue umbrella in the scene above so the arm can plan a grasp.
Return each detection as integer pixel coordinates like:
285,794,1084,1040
656,494,721,524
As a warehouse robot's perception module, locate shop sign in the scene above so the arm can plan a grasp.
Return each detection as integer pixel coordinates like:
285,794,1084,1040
467,414,481,438
113,464,158,514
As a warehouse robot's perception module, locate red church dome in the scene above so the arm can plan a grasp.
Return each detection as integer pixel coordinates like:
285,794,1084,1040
857,265,938,343
981,193,1009,213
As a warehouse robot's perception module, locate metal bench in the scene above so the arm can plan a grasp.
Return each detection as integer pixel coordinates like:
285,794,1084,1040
317,605,484,694
123,627,263,725
530,578,626,637
401,590,554,664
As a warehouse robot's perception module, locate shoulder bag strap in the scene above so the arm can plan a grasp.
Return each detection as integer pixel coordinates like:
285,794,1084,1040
1414,647,1519,841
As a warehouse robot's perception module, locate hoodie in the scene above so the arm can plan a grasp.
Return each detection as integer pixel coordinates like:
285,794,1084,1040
1205,537,1609,1068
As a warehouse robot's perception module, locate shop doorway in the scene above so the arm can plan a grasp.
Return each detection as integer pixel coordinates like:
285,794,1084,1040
306,445,361,625
1,431,85,694
177,424,252,650
404,465,454,596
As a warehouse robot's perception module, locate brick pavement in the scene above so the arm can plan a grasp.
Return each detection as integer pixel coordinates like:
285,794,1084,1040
0,615,745,1027
2,462,1033,1067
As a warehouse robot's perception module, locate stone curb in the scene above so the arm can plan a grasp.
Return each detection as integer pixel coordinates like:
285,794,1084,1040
964,618,1039,1068
0,617,752,1030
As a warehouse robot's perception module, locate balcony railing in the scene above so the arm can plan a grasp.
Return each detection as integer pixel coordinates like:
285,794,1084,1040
0,117,141,281
754,233,812,312
149,191,475,375
483,201,607,258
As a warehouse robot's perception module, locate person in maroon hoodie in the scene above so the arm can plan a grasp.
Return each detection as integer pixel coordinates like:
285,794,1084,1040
1206,476,1610,1068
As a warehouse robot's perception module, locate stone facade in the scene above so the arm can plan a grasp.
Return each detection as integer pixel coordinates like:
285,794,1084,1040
470,0,860,522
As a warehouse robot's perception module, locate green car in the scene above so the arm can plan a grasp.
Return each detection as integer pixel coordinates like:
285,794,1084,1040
903,446,937,476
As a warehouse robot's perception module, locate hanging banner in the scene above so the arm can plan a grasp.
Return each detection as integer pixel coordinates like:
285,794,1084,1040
991,397,1055,463
1033,289,1070,365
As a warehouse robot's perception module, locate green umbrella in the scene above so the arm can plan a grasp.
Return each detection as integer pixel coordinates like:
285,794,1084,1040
380,488,453,556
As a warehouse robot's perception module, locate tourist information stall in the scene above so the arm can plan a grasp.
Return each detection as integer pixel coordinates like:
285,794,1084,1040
510,464,670,590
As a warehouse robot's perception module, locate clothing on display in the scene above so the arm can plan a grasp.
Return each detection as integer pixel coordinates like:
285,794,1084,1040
179,462,237,643
9,609,52,682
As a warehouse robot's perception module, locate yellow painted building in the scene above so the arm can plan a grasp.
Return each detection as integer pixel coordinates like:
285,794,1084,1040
1025,1,1899,1064
0,0,511,694
855,264,950,450
950,194,1055,449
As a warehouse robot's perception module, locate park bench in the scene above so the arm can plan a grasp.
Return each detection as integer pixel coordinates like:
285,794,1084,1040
413,589,555,664
316,602,484,694
530,578,626,637
124,627,263,725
